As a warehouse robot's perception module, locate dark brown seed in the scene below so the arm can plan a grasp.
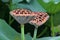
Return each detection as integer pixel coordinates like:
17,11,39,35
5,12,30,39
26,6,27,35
39,17,41,19
37,20,39,23
40,15,42,16
13,10,16,13
44,14,48,17
25,12,27,14
39,20,42,22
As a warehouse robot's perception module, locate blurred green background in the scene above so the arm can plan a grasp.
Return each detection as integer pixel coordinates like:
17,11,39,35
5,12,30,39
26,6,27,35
0,0,60,38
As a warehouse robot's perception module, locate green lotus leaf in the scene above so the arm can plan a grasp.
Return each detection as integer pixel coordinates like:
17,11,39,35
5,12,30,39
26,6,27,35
38,0,60,14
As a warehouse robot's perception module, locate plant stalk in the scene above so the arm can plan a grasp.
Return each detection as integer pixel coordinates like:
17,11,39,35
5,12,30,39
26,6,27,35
21,24,25,40
37,27,47,37
9,0,14,25
32,28,37,40
51,14,55,36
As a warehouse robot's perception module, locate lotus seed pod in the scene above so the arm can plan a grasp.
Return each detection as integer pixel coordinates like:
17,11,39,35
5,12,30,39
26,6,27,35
10,9,37,24
29,12,49,28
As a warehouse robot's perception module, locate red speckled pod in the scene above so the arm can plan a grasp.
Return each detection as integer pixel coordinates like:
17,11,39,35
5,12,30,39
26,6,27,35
29,12,49,28
10,9,37,24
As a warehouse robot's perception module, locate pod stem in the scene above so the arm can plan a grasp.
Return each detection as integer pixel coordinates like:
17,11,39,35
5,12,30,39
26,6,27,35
21,24,25,40
32,28,38,40
51,14,55,36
